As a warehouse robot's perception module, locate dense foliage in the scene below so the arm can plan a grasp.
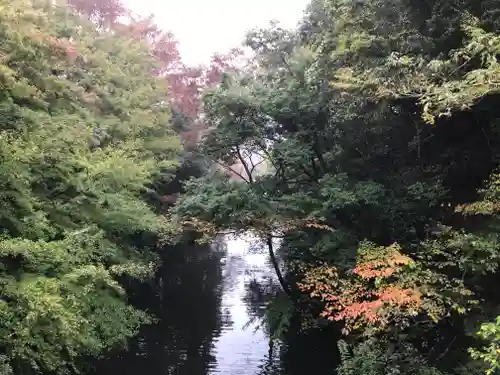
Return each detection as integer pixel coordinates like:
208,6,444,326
168,0,500,373
0,0,185,374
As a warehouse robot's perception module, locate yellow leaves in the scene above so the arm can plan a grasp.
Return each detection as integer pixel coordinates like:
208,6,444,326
353,247,413,280
304,221,335,232
455,200,500,215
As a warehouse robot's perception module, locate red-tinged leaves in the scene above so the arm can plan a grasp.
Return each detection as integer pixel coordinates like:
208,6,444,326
205,48,244,84
68,0,126,26
63,0,244,156
353,250,413,280
298,243,439,334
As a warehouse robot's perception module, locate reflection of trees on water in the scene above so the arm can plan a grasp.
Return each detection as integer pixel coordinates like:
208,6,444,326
91,236,340,375
220,307,233,328
242,276,283,336
221,254,244,293
241,275,340,375
91,242,227,375
255,340,282,375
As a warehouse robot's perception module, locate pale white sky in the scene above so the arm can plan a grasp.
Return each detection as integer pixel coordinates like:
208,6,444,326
123,0,310,65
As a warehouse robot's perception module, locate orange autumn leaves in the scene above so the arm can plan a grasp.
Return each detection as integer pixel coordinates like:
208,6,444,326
352,247,413,279
298,243,423,333
332,286,421,328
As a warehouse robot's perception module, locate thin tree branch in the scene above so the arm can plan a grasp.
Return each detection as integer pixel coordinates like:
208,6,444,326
213,159,250,183
266,235,292,297
236,144,254,183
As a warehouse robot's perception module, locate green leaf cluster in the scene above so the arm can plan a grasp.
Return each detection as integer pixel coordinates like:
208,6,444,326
0,0,182,373
168,0,500,372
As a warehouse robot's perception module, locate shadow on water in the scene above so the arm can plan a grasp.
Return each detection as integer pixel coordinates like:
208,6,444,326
91,236,339,375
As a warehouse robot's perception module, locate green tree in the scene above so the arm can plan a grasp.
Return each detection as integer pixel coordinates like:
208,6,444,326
0,0,181,373
168,0,500,373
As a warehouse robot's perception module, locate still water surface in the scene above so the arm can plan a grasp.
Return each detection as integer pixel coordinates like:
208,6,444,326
93,235,338,375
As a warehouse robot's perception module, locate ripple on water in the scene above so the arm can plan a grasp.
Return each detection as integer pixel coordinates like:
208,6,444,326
208,235,276,374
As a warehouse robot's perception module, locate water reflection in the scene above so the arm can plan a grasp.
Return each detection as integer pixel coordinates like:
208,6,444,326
91,235,338,375
93,240,225,375
211,236,273,374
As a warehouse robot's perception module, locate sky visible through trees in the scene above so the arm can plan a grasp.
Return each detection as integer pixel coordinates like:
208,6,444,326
122,0,310,65
4,1,500,375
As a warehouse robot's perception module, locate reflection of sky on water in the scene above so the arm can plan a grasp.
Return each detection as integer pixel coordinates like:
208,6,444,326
91,235,301,375
210,235,274,374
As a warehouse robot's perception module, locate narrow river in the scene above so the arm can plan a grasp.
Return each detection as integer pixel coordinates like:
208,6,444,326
210,235,273,374
92,235,338,375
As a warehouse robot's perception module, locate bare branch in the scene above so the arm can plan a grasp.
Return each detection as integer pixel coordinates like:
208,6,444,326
213,159,250,183
236,144,254,183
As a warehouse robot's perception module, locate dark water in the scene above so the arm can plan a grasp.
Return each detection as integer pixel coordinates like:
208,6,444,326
93,235,338,375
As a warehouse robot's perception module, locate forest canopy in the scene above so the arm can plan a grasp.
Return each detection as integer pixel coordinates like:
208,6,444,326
167,0,500,374
0,0,183,373
5,0,500,374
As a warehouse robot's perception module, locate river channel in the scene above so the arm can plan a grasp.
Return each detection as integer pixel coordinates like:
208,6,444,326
92,235,338,375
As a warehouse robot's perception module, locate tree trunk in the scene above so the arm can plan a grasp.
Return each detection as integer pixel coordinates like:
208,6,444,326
266,236,292,297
